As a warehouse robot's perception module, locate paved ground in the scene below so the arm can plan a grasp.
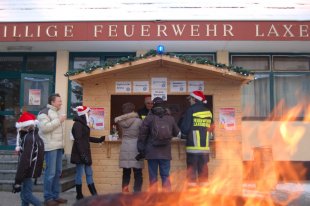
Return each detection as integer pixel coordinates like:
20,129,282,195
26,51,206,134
1,183,310,206
0,188,77,206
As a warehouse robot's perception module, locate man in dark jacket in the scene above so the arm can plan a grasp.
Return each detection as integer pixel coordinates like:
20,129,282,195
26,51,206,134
13,112,44,206
71,106,105,200
180,90,213,188
137,96,153,120
138,97,179,192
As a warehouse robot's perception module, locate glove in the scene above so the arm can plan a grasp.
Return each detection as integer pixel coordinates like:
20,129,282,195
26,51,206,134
99,136,105,143
135,153,145,161
209,132,215,141
12,183,21,193
180,133,187,139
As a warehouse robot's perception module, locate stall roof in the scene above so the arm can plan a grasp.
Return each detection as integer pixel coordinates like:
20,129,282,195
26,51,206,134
69,55,253,84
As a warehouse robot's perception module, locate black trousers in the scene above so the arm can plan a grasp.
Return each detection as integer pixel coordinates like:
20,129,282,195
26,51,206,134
122,168,143,192
186,153,210,184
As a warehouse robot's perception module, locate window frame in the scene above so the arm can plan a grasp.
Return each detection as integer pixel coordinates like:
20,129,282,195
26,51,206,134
230,53,310,121
0,52,56,149
67,52,136,118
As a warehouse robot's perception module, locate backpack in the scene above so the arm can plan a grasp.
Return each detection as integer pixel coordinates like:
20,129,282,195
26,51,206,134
151,115,172,146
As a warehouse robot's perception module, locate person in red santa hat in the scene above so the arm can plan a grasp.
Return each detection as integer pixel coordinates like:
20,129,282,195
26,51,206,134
70,106,105,200
13,112,45,206
179,90,214,188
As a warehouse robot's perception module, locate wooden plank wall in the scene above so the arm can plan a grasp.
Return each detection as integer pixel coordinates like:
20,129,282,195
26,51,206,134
79,63,244,195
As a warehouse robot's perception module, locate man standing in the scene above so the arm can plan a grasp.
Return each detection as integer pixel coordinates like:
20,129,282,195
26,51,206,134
138,97,179,192
180,90,213,188
137,96,153,120
38,93,67,206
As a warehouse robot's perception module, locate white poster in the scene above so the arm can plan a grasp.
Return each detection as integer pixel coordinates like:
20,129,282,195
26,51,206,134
170,81,186,92
133,81,149,93
151,90,167,101
151,77,167,89
219,108,236,130
29,89,41,105
89,108,105,130
115,81,131,93
188,81,204,92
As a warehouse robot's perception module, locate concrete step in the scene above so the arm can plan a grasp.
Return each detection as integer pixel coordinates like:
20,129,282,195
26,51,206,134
0,163,76,181
0,161,18,170
0,158,70,172
0,176,75,192
0,150,75,192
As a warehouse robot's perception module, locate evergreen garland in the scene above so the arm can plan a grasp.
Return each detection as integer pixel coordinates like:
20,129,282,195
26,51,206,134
64,49,253,77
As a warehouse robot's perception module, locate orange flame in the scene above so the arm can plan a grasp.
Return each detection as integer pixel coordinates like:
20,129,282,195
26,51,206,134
83,102,309,206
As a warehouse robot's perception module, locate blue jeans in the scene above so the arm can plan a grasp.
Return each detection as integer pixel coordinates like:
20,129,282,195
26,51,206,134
44,149,63,201
147,159,171,191
20,178,42,206
75,164,94,185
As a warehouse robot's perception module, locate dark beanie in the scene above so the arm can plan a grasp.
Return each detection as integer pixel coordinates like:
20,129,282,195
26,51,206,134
153,97,164,107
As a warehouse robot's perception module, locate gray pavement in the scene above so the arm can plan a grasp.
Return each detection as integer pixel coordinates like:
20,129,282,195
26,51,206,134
0,188,77,206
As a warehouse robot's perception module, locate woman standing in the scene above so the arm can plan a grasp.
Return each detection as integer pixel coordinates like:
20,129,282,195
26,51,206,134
71,106,105,200
115,102,144,192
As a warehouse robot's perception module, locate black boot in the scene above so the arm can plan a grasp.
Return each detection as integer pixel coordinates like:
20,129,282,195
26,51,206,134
88,183,97,196
76,184,84,200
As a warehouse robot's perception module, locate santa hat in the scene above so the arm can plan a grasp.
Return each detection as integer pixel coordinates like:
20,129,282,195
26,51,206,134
73,106,91,123
15,112,38,152
190,90,207,104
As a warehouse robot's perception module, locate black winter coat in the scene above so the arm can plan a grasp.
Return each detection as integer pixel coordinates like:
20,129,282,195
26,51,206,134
137,106,180,160
15,128,44,184
179,102,213,153
70,115,102,166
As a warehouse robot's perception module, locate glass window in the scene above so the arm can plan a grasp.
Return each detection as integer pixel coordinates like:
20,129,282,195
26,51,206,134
68,81,83,117
69,57,100,117
26,56,55,72
22,76,50,112
0,78,20,145
182,54,215,62
0,56,23,72
0,78,20,112
273,73,310,118
73,57,100,70
68,53,135,118
241,74,270,118
0,115,18,146
231,56,270,71
273,56,310,71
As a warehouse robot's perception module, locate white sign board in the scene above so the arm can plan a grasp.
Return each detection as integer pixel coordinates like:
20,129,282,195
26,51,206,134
151,77,167,89
151,90,167,101
170,81,186,92
115,81,131,93
188,81,204,92
133,81,149,93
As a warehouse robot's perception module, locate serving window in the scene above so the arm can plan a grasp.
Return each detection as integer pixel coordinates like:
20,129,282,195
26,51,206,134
110,95,213,133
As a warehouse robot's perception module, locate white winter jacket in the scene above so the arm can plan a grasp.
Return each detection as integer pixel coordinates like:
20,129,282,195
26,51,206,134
37,104,64,151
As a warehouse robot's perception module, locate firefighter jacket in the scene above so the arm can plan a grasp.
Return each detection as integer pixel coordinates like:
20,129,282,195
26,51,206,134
180,102,213,154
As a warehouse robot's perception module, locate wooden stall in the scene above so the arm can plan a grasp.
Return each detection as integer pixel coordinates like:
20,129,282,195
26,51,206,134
69,55,253,195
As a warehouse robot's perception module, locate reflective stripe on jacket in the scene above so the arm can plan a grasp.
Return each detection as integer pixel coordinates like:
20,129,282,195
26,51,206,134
180,102,212,153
